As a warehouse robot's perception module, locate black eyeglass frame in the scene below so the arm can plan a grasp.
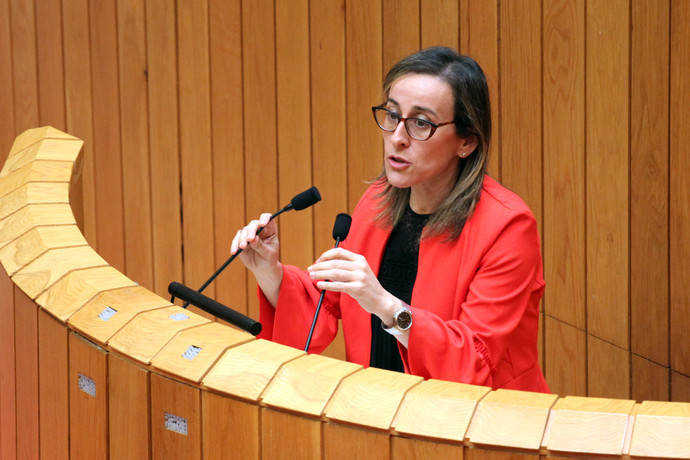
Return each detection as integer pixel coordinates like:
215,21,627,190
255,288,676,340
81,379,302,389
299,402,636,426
371,105,455,141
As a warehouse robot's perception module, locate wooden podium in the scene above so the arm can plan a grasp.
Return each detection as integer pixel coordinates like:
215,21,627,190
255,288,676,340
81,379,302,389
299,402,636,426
1,127,688,460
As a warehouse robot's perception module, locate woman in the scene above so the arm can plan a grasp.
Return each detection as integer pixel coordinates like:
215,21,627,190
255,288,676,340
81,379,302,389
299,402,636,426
231,47,548,392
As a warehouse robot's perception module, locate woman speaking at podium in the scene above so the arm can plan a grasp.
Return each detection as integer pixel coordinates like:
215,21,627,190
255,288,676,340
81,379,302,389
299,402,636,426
231,47,548,393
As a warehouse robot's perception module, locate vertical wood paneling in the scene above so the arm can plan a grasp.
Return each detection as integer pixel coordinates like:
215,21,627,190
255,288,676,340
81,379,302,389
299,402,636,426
109,354,150,460
324,423,389,460
632,354,669,402
177,0,215,300
35,0,65,129
346,0,383,209
242,0,278,319
461,0,500,178
0,267,16,460
585,0,629,349
545,316,586,397
209,0,246,310
90,0,126,272
543,0,585,330
382,0,420,72
276,0,315,270
150,374,201,460
262,409,319,460
63,0,96,240
393,436,462,459
421,0,459,50
14,287,39,460
119,0,155,290
146,0,183,298
202,393,260,460
588,335,630,399
671,372,690,403
9,0,39,132
0,0,15,160
670,0,690,378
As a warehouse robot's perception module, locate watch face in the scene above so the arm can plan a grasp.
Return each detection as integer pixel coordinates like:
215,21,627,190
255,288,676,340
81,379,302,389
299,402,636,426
396,310,412,330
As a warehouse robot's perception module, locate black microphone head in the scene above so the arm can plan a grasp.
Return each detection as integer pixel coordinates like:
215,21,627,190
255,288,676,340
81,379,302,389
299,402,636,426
291,187,321,211
332,213,352,241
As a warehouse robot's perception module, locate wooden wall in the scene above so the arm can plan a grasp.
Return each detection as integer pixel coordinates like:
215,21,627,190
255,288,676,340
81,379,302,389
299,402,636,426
0,0,687,402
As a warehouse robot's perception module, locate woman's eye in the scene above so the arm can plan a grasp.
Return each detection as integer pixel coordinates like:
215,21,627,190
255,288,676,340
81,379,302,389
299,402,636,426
412,118,431,129
387,111,401,121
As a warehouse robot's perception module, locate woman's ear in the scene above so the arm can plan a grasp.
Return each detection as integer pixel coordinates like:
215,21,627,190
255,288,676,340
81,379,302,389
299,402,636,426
457,134,479,158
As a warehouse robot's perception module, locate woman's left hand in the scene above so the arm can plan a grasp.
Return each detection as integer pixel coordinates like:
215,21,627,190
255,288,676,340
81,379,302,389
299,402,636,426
307,248,397,323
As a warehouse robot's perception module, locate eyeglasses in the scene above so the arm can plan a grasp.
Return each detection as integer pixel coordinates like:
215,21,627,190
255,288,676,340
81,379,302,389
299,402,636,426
371,106,454,141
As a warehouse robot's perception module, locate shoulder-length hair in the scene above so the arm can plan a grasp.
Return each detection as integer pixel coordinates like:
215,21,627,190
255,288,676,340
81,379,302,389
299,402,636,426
373,47,491,241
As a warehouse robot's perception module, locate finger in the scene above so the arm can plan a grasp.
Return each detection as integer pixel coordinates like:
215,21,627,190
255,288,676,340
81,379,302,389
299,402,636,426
308,259,356,274
231,230,242,254
315,280,357,293
309,267,360,283
314,247,357,263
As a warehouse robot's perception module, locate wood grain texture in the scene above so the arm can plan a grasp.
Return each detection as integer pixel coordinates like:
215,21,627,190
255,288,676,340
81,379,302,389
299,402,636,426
542,0,586,329
392,436,462,460
7,127,78,159
0,0,15,162
241,0,278,320
69,332,108,460
671,371,690,403
35,0,65,129
670,0,690,378
9,0,39,132
108,306,211,364
585,0,630,349
465,446,537,460
146,0,183,299
108,354,150,460
587,335,630,399
150,373,201,460
0,266,16,460
0,161,74,199
1,138,82,178
14,287,39,460
118,0,154,291
0,182,69,221
421,0,459,50
629,400,690,458
208,0,246,311
325,367,423,430
544,316,586,397
0,225,85,276
323,422,389,460
632,354,670,402
38,309,69,460
261,353,361,417
382,0,420,72
0,204,75,253
262,408,320,460
202,391,260,460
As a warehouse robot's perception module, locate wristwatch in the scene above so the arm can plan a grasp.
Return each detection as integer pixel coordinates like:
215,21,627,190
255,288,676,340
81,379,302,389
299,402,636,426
382,302,412,336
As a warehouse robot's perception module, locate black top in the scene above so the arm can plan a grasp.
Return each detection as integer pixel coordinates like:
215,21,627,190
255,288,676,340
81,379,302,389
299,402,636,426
370,205,430,372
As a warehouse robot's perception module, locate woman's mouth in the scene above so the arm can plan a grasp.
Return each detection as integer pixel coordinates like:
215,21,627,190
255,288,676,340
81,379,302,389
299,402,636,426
387,155,410,169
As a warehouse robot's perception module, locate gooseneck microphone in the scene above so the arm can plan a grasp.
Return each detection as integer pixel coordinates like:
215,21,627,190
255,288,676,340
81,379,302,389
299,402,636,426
168,282,262,335
172,187,321,307
304,213,352,352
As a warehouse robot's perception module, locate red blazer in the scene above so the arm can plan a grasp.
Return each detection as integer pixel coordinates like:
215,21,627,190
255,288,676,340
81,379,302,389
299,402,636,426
259,176,549,393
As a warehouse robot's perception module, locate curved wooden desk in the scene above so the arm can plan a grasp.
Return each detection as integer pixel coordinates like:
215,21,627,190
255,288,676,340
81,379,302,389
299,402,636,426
0,127,688,460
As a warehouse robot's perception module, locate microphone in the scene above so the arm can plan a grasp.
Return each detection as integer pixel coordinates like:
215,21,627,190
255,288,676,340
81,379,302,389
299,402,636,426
172,186,321,306
168,281,262,335
304,213,352,352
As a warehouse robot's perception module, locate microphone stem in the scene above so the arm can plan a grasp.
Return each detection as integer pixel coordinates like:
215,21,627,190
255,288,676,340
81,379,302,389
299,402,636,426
304,238,341,352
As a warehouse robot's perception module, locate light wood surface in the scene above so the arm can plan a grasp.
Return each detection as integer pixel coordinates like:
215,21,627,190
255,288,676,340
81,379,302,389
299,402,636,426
587,335,630,399
629,401,690,458
202,339,303,401
325,367,423,430
68,285,172,345
0,225,85,276
36,265,136,321
467,389,558,450
545,316,587,396
7,126,77,158
150,321,253,383
392,379,490,442
2,138,82,176
0,160,74,198
0,203,76,249
108,305,211,364
0,182,69,221
261,353,362,417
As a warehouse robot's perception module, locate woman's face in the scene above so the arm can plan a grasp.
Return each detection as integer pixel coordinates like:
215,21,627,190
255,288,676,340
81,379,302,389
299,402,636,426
382,73,474,213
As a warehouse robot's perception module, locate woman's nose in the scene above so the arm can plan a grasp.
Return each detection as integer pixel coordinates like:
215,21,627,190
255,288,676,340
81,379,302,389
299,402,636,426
390,120,410,147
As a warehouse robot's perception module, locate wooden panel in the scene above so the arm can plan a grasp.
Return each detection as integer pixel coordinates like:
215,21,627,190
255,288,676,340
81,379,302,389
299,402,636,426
6,127,78,159
587,335,630,399
208,0,246,310
392,436,462,460
0,225,85,276
0,183,69,221
0,161,74,200
276,0,315,272
382,0,420,72
465,446,537,460
109,354,150,460
202,391,259,460
630,0,670,367
0,266,16,460
323,422,389,460
542,0,585,329
325,367,422,430
0,0,15,161
499,0,542,224
150,373,201,460
631,354,670,403
38,309,69,460
421,0,459,49
9,0,39,132
177,0,215,298
35,0,65,128
14,287,38,460
670,0,690,377
146,0,183,298
262,408,319,460
671,371,690,403
310,0,348,361
544,316,586,397
69,332,108,460
90,0,125,272
629,401,690,458
242,0,278,320
585,0,630,349
345,0,382,209
1,138,81,177
0,203,75,248
118,0,154,290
